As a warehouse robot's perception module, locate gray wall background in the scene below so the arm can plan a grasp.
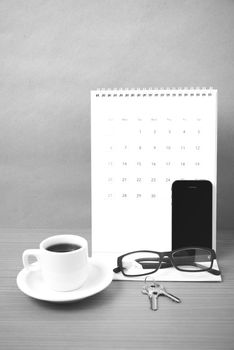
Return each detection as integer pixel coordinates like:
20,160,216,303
0,0,234,230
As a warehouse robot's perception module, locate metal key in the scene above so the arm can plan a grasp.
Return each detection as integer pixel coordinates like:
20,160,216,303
153,283,181,304
142,286,159,311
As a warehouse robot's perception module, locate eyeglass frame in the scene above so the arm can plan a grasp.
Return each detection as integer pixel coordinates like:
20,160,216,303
113,247,219,277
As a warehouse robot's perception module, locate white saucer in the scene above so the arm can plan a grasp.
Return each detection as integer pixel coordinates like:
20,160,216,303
16,258,113,303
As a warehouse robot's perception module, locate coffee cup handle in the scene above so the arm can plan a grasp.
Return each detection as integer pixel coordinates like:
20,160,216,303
23,249,41,270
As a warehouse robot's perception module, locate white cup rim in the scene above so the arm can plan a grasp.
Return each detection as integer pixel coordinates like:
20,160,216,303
40,235,87,255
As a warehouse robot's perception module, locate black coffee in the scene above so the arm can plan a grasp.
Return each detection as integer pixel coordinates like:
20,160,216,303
46,243,81,253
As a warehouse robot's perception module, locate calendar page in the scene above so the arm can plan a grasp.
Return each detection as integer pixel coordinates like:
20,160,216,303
91,88,217,256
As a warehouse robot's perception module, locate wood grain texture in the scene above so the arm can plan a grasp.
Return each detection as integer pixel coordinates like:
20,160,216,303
0,229,233,350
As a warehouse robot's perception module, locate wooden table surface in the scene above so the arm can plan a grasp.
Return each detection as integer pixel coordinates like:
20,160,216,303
0,229,233,350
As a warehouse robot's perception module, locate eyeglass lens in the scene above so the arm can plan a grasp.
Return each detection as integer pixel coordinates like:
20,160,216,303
172,248,212,271
122,252,161,276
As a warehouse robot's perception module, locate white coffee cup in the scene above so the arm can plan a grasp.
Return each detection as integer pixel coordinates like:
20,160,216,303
22,235,88,291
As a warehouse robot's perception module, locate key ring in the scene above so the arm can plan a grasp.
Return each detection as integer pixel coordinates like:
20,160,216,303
144,275,160,288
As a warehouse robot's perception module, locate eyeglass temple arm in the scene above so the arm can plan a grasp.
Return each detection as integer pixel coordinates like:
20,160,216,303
135,258,220,276
113,266,122,273
190,263,220,275
114,257,220,276
113,258,220,276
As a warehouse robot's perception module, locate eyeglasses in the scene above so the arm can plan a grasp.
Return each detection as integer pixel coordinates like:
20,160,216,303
113,247,220,277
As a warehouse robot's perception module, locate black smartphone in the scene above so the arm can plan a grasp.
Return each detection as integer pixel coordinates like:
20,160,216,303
172,180,212,250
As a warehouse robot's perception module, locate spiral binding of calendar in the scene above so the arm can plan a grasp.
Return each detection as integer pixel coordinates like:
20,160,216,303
93,87,215,98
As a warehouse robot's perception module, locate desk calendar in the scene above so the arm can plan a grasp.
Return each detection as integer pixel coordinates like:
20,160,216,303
91,88,217,257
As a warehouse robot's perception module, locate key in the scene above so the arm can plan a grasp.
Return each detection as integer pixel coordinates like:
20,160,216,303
153,284,181,303
142,286,159,311
160,286,181,303
150,291,159,311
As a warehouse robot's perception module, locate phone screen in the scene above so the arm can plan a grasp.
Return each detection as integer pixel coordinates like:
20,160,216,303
172,180,212,249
